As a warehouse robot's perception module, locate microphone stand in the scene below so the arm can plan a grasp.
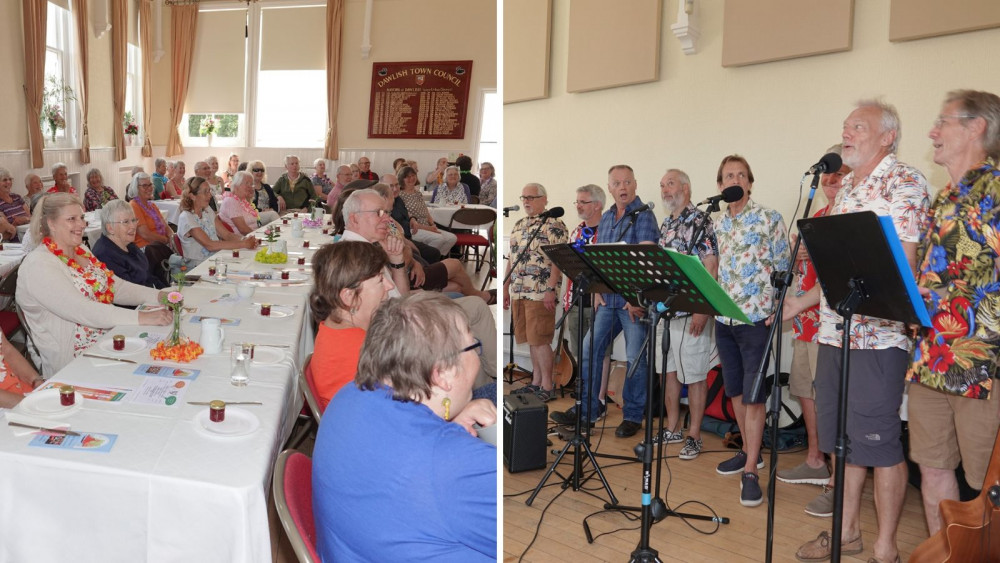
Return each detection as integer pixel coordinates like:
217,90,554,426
503,216,552,384
747,172,818,563
615,206,649,243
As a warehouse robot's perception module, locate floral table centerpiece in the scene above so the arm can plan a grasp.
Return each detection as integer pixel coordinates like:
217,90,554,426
254,225,287,264
150,290,204,362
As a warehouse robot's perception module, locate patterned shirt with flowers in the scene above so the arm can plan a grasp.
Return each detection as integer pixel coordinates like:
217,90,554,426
715,198,790,324
660,203,718,318
907,159,1000,399
817,154,930,350
508,214,568,301
792,206,830,342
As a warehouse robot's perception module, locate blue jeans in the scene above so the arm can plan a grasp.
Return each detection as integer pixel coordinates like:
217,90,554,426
580,305,650,422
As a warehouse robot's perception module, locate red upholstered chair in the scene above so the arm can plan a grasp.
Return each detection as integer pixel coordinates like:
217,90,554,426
447,207,495,272
172,233,184,258
219,221,235,233
286,355,322,448
273,449,319,563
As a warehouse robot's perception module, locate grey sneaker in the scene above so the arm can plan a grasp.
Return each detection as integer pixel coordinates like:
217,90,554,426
804,486,834,518
777,461,831,485
512,384,539,395
716,451,765,475
740,472,763,507
651,429,683,444
678,437,703,460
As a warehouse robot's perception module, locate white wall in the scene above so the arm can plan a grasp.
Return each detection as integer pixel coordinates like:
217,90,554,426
502,0,1000,232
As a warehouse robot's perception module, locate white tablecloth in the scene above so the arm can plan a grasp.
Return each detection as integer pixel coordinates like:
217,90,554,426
427,203,495,229
153,199,182,225
0,216,329,562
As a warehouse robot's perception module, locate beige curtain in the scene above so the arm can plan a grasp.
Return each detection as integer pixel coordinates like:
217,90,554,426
323,0,345,159
166,5,197,157
72,0,91,163
138,0,152,157
22,0,48,169
111,0,127,161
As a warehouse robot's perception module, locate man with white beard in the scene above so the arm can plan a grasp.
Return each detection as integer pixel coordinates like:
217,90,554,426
652,169,718,460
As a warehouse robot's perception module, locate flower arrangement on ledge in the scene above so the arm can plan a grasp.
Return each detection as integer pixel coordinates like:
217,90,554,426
150,290,204,362
41,75,75,143
123,111,139,137
199,117,217,136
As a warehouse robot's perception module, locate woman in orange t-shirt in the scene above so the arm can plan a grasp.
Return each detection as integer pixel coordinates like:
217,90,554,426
309,241,394,411
0,332,45,408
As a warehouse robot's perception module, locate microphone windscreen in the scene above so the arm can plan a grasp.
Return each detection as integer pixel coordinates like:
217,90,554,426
819,152,843,174
545,207,565,218
722,185,744,203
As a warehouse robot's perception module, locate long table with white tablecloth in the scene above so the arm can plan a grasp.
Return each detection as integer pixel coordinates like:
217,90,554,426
0,216,331,562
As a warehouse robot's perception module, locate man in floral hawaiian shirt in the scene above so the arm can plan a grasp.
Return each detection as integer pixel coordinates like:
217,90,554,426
712,155,789,509
785,100,929,563
908,90,1000,538
653,169,718,461
503,183,568,402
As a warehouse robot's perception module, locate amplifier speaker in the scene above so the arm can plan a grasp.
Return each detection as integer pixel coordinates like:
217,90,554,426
503,393,548,473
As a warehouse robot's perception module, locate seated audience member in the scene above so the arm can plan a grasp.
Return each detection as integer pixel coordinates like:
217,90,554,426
478,162,497,208
176,177,257,264
357,156,378,181
392,157,406,173
160,161,184,200
129,172,176,278
221,153,240,188
25,173,45,212
312,292,497,562
372,178,441,264
122,166,143,197
311,158,333,196
238,162,247,172
397,166,458,255
456,155,481,197
274,155,317,210
93,200,166,289
47,163,77,195
309,241,394,410
248,160,280,222
218,171,260,235
325,165,353,209
192,160,219,213
205,156,225,195
151,158,169,199
431,166,470,205
426,156,449,190
0,332,45,408
17,193,172,374
82,168,119,212
350,163,361,181
0,168,30,229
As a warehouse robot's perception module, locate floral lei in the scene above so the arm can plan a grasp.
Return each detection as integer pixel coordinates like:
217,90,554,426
43,237,116,303
223,191,260,219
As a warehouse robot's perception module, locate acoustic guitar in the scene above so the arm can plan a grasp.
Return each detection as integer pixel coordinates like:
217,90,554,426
552,318,576,390
909,426,1000,562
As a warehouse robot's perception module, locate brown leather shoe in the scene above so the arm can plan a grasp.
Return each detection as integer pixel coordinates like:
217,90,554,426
795,531,863,562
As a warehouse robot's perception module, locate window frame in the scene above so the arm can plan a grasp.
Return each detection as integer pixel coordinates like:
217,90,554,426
43,1,78,149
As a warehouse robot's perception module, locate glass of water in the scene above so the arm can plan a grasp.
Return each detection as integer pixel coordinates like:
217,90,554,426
230,343,253,386
215,262,228,283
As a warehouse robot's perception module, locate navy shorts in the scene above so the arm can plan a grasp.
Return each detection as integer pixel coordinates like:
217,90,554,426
715,320,770,404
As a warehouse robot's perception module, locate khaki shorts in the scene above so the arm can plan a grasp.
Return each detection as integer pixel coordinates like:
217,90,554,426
789,339,819,399
907,381,1000,488
663,316,715,384
512,298,556,346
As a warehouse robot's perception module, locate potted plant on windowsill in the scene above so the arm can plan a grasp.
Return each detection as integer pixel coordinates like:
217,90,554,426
199,117,217,146
123,111,139,146
41,75,75,145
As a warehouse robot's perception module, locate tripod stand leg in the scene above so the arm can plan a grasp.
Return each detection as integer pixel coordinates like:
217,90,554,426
526,439,574,506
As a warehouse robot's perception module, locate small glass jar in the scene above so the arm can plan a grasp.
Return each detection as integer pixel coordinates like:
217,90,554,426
293,212,299,218
302,240,310,249
232,249,240,258
281,270,290,280
282,218,289,225
297,256,306,265
260,303,272,316
209,400,226,422
60,385,75,406
112,334,126,351
208,264,217,277
321,228,329,235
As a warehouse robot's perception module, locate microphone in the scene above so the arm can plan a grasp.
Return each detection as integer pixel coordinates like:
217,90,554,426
539,206,565,219
502,205,520,213
807,152,843,175
626,201,655,216
698,185,744,206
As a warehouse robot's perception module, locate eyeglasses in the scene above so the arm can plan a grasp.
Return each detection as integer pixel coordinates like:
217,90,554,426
110,218,140,225
933,114,975,128
355,209,389,218
251,168,264,173
138,182,153,188
520,195,543,201
574,200,594,205
461,338,483,357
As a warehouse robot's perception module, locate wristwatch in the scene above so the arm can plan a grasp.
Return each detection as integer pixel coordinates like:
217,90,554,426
388,262,406,270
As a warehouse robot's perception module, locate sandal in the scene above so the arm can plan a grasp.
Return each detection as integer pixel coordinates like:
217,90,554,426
795,530,863,561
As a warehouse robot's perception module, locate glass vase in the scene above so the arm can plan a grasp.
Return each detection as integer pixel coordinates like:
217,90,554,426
269,240,287,256
167,308,183,347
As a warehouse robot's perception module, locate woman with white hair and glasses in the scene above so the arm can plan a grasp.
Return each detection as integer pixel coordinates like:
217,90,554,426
92,200,166,289
0,167,30,236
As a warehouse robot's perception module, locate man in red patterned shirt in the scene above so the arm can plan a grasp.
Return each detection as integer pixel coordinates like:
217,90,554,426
775,145,851,518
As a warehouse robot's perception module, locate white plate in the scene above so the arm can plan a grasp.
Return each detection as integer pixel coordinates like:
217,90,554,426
259,305,294,318
192,407,259,438
0,249,24,257
16,388,83,418
97,337,147,355
252,346,285,365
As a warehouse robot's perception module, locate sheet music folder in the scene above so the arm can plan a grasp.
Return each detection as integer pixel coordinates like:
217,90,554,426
542,242,750,323
797,211,932,327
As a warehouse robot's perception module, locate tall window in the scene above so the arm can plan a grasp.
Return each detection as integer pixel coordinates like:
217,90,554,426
478,90,500,180
125,43,142,140
44,1,76,147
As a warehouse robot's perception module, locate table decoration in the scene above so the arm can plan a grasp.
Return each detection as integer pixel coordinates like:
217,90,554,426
255,226,287,263
150,291,205,362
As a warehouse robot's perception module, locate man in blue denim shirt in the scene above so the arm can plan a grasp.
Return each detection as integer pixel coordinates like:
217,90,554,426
550,165,659,438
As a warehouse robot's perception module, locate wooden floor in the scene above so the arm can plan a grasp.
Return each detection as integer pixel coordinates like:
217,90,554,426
502,379,930,563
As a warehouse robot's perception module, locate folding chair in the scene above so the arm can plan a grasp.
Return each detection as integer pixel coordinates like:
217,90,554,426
273,449,319,563
447,207,496,272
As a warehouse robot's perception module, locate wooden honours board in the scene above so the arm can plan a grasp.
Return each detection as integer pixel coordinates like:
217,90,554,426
367,60,473,139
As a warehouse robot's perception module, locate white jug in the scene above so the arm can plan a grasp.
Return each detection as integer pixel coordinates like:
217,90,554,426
200,317,225,354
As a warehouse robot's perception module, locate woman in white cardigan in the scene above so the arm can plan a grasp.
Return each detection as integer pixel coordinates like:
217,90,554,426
16,193,172,375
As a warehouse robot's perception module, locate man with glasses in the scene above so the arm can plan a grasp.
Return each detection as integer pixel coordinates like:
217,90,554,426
357,157,379,182
341,189,497,387
503,183,567,402
327,165,353,208
782,100,928,562
551,165,659,438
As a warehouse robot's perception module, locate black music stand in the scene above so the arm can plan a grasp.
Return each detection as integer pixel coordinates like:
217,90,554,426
797,211,931,562
541,243,747,562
